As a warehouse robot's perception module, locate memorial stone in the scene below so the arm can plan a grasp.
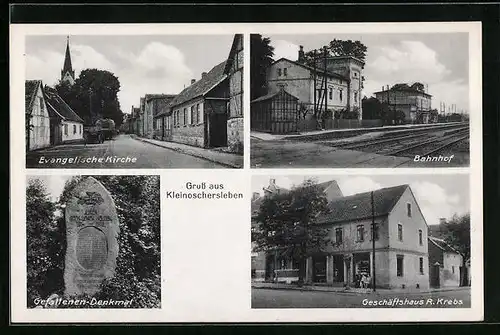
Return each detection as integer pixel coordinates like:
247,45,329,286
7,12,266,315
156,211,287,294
64,177,119,296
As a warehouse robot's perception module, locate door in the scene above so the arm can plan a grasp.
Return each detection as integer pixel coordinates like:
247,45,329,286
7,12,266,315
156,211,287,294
430,264,440,288
208,112,227,147
312,256,327,283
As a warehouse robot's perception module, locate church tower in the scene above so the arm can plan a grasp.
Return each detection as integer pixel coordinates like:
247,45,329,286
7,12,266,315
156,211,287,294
60,36,75,86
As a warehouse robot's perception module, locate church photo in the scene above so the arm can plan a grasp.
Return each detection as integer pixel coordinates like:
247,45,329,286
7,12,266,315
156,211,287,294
24,34,244,169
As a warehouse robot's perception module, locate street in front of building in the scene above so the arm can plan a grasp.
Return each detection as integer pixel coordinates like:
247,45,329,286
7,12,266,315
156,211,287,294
252,287,471,308
26,134,231,168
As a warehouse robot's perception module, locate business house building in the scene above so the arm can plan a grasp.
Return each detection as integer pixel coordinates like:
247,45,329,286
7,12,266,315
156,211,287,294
252,179,430,290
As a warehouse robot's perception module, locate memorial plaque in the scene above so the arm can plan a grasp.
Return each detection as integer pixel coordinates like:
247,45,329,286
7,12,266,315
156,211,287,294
64,177,119,296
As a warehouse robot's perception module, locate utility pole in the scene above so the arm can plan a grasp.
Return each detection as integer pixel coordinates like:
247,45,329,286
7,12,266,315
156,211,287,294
323,47,328,124
313,50,317,119
371,191,376,292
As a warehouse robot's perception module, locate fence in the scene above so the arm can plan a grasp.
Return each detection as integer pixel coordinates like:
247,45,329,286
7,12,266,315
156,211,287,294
297,118,383,132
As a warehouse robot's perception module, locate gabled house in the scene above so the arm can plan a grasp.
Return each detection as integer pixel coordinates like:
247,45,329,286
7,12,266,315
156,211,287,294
25,80,50,151
166,61,229,148
43,86,84,144
264,46,364,119
252,180,430,289
428,236,463,288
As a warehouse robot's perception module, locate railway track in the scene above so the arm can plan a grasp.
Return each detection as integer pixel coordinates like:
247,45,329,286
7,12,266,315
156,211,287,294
329,125,469,158
387,130,469,158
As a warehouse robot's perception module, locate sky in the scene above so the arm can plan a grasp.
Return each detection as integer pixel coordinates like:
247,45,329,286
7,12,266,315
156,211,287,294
27,175,73,203
266,33,469,114
25,35,235,115
252,174,470,227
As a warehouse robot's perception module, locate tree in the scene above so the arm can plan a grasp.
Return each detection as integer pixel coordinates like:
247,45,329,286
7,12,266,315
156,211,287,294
303,39,368,91
304,39,368,64
26,178,59,307
442,213,471,266
250,34,275,100
26,175,161,308
56,69,124,127
252,179,331,285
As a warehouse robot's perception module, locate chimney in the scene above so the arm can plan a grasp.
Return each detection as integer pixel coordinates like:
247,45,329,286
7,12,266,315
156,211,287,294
191,79,196,85
439,218,446,225
382,86,385,91
252,192,260,201
298,45,305,63
201,72,207,79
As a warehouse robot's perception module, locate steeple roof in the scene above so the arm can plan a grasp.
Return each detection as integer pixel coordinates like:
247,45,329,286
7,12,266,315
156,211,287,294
62,36,73,74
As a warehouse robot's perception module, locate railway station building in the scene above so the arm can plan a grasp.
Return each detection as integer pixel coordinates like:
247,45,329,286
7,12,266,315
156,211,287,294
252,178,430,290
374,83,437,124
257,45,363,118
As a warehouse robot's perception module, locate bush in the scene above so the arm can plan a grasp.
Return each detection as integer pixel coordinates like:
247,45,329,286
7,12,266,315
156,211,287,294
26,176,161,309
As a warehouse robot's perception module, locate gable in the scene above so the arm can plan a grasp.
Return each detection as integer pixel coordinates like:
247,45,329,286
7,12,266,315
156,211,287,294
389,186,428,228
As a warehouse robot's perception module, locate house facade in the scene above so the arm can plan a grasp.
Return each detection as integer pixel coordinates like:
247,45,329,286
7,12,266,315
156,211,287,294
374,83,433,123
251,179,344,283
224,34,244,153
141,94,176,139
265,46,364,120
252,179,430,290
161,61,229,148
428,236,463,288
44,86,84,144
25,80,51,151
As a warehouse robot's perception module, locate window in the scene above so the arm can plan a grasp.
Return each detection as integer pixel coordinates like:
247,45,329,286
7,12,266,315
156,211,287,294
335,228,343,244
356,225,364,242
196,104,201,124
398,224,403,241
370,223,379,241
452,266,455,274
283,68,287,76
64,124,68,135
277,68,282,76
73,125,76,134
407,203,412,217
329,87,333,100
190,106,195,125
419,229,423,246
39,97,44,113
183,108,188,125
80,125,82,134
339,89,343,102
397,255,404,277
354,91,358,102
419,257,424,274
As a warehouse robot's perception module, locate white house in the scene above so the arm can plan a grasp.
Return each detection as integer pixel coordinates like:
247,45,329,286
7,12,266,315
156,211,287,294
25,80,51,151
44,86,84,144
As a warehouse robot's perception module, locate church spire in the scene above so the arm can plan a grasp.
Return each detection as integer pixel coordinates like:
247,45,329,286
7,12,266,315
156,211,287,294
61,36,75,85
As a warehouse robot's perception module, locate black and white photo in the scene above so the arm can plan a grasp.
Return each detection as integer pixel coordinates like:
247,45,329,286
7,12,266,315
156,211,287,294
251,33,471,168
25,34,244,168
251,174,471,308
